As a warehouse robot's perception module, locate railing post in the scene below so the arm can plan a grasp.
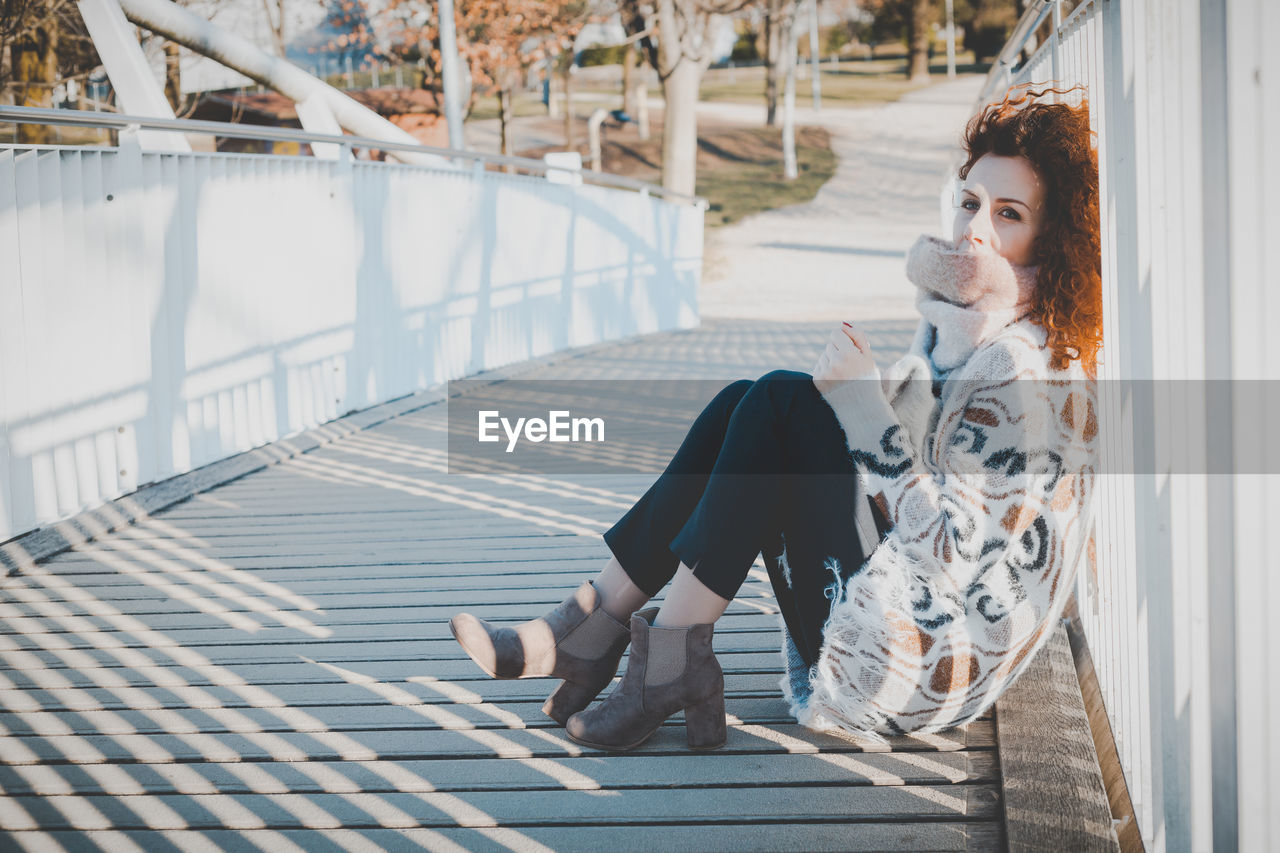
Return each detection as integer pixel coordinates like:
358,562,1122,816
118,121,142,152
332,139,356,411
1051,0,1063,96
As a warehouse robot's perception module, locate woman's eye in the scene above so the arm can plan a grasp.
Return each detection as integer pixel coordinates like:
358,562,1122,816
960,199,979,210
999,208,1022,221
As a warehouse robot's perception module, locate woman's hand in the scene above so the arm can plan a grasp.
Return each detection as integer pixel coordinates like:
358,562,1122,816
812,322,879,395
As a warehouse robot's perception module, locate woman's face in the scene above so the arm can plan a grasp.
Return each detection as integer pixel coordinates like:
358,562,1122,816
952,154,1046,267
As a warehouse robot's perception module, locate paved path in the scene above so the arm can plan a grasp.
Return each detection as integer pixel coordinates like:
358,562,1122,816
699,74,987,323
470,74,989,322
467,73,986,326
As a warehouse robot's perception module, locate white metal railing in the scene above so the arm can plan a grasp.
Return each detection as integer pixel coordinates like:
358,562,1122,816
0,108,705,546
975,0,1058,106
0,104,704,205
981,1,1280,851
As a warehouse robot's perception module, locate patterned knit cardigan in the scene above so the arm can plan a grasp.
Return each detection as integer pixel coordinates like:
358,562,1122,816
781,314,1099,743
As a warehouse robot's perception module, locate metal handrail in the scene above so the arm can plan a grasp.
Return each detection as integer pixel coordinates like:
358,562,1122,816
0,104,706,207
974,0,1059,107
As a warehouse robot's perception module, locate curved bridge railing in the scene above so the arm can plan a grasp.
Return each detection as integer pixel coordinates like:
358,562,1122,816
0,107,705,545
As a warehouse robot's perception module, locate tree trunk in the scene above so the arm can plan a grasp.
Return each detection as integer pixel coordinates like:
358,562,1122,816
260,0,287,56
764,0,784,126
498,86,515,173
660,57,700,196
781,7,798,179
622,45,636,115
12,23,56,145
562,65,573,148
164,40,182,112
636,81,649,140
907,0,932,82
655,0,713,197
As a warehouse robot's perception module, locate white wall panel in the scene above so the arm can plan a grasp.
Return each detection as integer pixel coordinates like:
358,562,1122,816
0,146,702,541
1226,0,1279,848
992,0,1276,849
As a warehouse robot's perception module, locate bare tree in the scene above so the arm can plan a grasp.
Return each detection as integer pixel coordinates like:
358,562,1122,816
857,0,938,80
319,0,589,158
2,0,101,142
623,0,749,196
761,0,796,126
259,0,288,57
616,0,652,138
906,0,932,81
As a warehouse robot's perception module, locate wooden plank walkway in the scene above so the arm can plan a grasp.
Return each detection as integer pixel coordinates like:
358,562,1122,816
0,317,1113,852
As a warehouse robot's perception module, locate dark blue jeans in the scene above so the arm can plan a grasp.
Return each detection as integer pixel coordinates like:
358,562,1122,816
602,369,890,668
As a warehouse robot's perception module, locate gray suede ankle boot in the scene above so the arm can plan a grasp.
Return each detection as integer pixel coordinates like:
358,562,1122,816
565,610,727,752
449,581,657,725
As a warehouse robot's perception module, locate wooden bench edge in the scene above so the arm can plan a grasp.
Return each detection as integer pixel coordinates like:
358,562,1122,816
994,615,1121,852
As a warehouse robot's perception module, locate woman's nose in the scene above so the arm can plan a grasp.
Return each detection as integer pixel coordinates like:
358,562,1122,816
962,214,991,247
961,225,985,248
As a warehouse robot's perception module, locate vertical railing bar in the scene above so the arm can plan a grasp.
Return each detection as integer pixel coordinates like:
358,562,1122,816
1051,0,1063,96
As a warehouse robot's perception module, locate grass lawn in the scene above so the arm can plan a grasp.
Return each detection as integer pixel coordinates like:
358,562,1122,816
693,127,837,227
698,54,985,108
466,53,987,120
466,94,557,122
518,122,837,228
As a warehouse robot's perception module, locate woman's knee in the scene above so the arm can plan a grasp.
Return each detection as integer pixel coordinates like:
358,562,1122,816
712,378,755,411
747,369,818,407
758,368,810,384
718,373,806,410
749,368,850,460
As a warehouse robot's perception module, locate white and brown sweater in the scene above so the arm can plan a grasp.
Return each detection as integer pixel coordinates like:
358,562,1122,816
784,312,1099,743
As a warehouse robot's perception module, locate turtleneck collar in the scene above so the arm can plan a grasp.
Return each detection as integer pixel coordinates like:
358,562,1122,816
904,234,1039,372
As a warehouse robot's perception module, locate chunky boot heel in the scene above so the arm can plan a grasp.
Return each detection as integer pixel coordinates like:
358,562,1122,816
542,678,601,726
683,683,727,750
566,611,727,753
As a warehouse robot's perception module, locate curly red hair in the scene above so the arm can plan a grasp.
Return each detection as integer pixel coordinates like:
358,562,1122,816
959,84,1103,377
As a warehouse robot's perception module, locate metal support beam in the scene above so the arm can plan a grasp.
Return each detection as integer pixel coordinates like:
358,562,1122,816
76,0,190,152
438,0,465,151
112,0,450,167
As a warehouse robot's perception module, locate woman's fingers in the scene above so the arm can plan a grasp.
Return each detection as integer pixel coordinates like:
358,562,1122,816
842,323,870,353
828,330,853,353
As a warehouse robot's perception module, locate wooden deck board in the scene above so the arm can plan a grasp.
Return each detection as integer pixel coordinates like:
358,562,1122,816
0,319,1045,850
0,674,821,710
995,624,1119,852
0,823,1005,853
0,752,999,796
0,784,1004,830
2,696,903,736
0,722,994,765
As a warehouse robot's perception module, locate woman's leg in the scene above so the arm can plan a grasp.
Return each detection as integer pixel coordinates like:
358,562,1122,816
565,369,887,751
591,556,652,623
594,378,756,620
451,377,769,727
656,369,888,665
